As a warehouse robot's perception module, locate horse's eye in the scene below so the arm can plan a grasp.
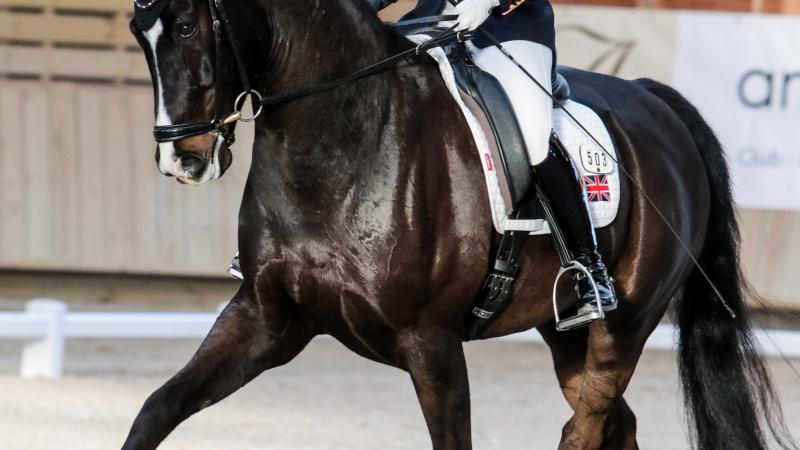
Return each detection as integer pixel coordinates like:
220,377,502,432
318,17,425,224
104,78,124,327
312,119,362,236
176,22,196,38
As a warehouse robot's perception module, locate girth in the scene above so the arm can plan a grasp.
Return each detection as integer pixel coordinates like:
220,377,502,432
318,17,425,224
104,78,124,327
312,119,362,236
465,229,529,340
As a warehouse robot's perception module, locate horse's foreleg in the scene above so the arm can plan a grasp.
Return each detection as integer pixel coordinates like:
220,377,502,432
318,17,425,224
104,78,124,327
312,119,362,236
121,294,316,450
400,330,472,450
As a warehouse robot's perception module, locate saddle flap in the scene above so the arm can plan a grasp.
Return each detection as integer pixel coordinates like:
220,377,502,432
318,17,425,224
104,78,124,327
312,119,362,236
450,55,532,211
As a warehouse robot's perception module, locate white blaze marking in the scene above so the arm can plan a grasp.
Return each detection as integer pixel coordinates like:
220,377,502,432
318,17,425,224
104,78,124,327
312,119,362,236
144,20,179,175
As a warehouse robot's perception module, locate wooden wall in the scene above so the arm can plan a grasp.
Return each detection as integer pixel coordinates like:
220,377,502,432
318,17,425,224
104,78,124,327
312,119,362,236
0,0,144,82
0,0,250,277
1,0,798,309
0,82,250,276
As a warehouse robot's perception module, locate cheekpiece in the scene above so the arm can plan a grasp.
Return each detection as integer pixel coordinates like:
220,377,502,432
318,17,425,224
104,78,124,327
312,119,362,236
133,0,170,30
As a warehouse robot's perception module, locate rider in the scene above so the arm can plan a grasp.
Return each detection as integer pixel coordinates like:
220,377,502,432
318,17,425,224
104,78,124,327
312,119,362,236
229,0,617,324
403,0,618,320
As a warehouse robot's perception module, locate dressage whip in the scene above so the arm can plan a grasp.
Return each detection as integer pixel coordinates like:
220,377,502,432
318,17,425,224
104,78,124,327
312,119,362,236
477,29,737,319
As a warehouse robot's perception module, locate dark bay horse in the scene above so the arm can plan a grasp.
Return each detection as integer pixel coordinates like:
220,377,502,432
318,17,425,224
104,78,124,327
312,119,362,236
124,0,795,448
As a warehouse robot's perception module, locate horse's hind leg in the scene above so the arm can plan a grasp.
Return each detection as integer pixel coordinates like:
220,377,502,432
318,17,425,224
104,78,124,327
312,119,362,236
400,329,472,450
538,318,648,450
122,290,316,450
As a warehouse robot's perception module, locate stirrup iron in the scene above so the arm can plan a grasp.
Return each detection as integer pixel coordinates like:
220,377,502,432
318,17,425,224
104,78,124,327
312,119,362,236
553,260,604,332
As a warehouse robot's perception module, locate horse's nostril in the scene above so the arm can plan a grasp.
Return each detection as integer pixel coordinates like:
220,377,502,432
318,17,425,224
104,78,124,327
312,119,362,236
180,153,206,173
155,148,160,163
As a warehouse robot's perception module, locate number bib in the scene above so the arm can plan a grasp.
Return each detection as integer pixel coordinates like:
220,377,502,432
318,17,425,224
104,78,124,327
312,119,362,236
580,144,614,174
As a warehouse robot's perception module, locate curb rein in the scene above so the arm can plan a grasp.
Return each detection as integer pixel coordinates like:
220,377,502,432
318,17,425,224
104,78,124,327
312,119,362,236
151,0,467,146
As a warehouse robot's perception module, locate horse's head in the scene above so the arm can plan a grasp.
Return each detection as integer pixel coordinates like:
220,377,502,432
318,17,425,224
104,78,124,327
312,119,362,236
130,0,258,185
130,0,391,184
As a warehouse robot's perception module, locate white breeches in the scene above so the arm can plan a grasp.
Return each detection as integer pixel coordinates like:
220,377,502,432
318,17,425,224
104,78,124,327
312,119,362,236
469,41,554,165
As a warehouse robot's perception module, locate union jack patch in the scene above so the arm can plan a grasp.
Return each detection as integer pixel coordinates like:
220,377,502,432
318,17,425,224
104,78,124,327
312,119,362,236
583,175,611,202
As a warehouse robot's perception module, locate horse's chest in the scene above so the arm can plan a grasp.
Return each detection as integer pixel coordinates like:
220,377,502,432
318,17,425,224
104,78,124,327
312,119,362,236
276,248,407,361
280,244,389,318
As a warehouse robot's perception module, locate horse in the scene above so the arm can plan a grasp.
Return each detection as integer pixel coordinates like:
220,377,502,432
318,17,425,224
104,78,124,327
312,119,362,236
122,0,796,449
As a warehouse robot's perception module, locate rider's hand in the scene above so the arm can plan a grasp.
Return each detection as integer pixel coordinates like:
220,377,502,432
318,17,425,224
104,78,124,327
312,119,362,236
454,0,500,32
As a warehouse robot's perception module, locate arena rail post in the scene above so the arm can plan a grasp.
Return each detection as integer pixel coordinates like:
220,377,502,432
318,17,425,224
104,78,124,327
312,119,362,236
19,299,68,380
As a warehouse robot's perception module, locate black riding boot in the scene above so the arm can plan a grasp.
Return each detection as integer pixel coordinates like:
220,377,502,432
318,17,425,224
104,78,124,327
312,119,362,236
533,134,617,330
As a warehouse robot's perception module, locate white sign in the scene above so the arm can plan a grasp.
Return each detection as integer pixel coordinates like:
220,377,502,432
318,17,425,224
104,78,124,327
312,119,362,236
674,12,800,211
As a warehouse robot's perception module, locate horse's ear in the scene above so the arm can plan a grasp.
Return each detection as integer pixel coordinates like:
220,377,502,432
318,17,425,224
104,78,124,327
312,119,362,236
133,0,171,30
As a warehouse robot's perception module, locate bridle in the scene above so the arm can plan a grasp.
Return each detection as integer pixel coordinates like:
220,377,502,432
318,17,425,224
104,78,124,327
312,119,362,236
137,0,467,147
146,0,259,147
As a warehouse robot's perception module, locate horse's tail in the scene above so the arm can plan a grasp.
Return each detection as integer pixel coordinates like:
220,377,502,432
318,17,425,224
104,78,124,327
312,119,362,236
635,78,796,450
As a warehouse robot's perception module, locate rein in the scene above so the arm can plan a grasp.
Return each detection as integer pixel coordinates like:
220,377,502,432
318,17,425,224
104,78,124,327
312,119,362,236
251,20,464,110
151,1,464,145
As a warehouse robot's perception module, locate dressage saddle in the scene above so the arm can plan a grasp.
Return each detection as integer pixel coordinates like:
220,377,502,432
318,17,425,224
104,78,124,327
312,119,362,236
450,44,570,211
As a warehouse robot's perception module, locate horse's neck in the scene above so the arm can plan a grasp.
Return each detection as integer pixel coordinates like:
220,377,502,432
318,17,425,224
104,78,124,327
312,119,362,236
245,0,467,228
253,91,387,181
256,0,392,92
247,0,404,205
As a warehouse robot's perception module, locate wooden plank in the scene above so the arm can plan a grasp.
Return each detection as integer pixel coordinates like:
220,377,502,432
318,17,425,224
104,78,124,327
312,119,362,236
126,86,161,273
74,85,104,267
0,11,137,47
0,46,149,81
181,181,215,271
21,82,51,260
0,83,28,261
0,0,131,12
151,147,181,268
47,82,80,261
100,86,134,271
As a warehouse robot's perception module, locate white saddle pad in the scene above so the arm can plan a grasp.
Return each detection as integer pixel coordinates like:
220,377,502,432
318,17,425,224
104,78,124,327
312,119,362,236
412,36,621,235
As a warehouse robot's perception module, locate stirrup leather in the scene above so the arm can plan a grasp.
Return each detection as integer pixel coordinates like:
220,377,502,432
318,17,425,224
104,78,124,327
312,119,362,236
553,260,605,331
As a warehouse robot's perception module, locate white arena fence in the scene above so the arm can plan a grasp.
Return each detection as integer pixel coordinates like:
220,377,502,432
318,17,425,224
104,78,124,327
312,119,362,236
1,299,799,380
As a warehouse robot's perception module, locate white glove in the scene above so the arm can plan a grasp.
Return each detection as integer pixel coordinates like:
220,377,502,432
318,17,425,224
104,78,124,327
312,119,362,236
454,0,500,32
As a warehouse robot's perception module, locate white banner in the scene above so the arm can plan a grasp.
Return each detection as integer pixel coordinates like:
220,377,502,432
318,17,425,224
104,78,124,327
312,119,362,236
673,12,800,211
